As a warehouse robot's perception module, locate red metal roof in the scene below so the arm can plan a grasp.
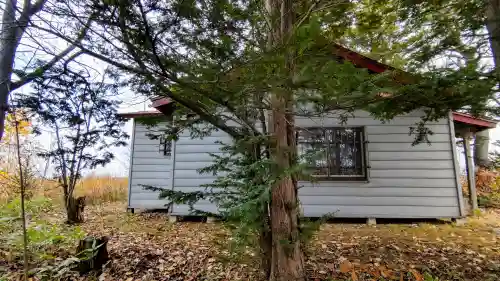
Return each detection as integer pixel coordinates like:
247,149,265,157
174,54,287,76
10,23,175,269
119,49,497,131
452,112,497,129
118,110,163,118
118,97,173,118
332,43,392,73
151,97,172,108
336,47,497,130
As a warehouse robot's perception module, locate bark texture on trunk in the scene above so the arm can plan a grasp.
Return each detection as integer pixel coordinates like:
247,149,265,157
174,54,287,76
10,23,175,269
474,130,490,167
269,100,305,281
66,196,85,224
486,0,500,69
259,215,272,279
0,0,20,141
266,0,306,280
0,0,51,141
249,140,273,279
477,0,500,168
76,236,109,274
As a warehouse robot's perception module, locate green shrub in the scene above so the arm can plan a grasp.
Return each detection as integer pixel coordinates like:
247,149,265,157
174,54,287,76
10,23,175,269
0,197,53,218
0,197,53,236
478,194,500,208
0,197,85,262
423,272,440,281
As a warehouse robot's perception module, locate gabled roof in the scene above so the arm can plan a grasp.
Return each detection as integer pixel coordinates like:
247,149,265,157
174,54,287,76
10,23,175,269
118,45,497,130
332,43,394,73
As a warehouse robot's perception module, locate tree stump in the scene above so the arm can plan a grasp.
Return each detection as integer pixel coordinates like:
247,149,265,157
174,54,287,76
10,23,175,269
75,236,109,274
66,196,86,224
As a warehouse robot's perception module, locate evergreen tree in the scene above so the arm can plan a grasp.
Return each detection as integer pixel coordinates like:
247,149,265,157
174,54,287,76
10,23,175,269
396,0,499,166
30,0,499,278
0,0,95,141
16,67,128,223
329,0,422,68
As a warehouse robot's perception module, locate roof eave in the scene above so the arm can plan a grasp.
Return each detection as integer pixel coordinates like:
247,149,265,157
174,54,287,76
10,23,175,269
452,112,497,129
118,111,164,118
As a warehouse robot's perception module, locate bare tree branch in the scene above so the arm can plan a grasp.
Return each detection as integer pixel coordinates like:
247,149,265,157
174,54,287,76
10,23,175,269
10,11,97,90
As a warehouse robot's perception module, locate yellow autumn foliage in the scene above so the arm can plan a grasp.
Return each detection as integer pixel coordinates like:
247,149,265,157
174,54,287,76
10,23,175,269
4,110,31,139
462,168,500,196
0,110,36,200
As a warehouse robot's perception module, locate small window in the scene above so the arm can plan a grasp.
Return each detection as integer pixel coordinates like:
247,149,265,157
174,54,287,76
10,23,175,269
159,135,172,156
297,127,366,180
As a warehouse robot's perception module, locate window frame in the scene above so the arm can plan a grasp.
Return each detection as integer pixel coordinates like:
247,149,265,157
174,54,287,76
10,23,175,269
296,126,367,181
159,135,172,157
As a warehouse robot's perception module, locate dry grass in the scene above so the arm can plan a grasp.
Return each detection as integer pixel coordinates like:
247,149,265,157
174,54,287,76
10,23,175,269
0,175,128,205
74,175,128,205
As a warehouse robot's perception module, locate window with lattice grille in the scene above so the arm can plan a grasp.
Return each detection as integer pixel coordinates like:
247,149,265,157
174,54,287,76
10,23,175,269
297,127,366,180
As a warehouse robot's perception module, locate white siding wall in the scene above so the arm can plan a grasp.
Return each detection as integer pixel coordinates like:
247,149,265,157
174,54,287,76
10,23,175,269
128,120,174,209
171,128,231,215
128,111,463,218
295,111,461,218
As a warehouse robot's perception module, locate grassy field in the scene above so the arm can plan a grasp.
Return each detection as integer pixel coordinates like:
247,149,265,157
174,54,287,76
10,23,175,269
73,176,128,205
1,176,500,280
0,175,128,206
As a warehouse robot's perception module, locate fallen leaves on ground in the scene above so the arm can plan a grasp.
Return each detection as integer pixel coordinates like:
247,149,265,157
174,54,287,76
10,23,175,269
3,203,500,280
306,213,500,281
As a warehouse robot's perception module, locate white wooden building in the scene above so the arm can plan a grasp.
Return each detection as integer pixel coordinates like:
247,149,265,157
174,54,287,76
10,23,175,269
120,46,497,219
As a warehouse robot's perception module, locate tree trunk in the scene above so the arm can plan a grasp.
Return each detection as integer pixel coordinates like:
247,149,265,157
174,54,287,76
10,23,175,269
474,130,490,167
0,0,21,141
76,236,109,274
486,0,500,69
266,0,306,280
476,0,500,168
66,196,85,224
259,214,272,279
250,141,273,279
269,101,305,281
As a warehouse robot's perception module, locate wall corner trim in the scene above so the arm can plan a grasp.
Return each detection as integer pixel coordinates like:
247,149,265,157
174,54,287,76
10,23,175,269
127,119,137,208
448,111,466,217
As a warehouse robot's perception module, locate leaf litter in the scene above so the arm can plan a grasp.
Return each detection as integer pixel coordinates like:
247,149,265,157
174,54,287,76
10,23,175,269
4,203,500,280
